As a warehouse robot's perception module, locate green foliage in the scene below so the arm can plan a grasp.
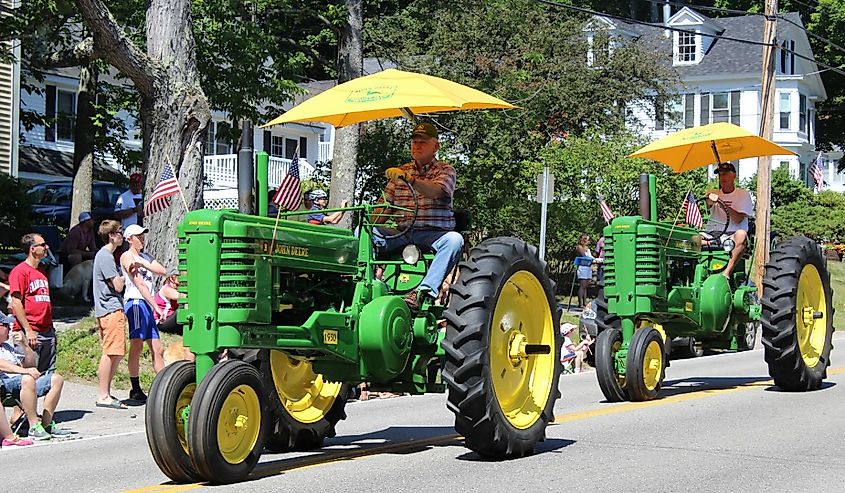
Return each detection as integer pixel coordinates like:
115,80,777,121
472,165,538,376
0,174,33,246
744,165,812,208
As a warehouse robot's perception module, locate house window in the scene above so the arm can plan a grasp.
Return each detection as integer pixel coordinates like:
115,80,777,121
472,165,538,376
44,86,77,142
779,93,791,130
779,40,796,75
205,121,233,155
676,31,697,63
712,93,729,123
270,136,284,157
799,94,807,133
654,96,666,131
299,137,308,159
285,138,298,159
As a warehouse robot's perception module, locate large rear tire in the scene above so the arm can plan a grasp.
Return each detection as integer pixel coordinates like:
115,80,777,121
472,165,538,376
595,328,627,402
625,327,665,401
259,350,349,452
145,361,201,483
761,236,834,391
442,237,561,459
188,360,267,484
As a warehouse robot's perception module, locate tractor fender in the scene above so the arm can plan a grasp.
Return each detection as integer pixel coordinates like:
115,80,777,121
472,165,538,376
700,274,732,332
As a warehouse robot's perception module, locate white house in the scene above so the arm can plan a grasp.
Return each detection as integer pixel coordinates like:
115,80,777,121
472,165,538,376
589,7,836,188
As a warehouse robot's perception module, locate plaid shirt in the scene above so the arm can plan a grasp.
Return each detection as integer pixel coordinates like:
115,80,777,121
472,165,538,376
384,159,456,230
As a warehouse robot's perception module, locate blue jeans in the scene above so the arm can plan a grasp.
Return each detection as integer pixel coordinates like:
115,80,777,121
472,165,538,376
1,372,53,398
373,228,464,299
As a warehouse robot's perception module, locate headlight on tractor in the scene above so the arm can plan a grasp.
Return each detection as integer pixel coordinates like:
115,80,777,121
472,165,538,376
402,245,421,264
723,238,736,252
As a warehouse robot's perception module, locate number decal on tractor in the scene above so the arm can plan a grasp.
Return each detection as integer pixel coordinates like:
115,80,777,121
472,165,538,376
685,302,693,312
323,330,339,345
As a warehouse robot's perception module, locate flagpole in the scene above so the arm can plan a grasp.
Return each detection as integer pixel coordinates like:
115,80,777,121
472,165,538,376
167,157,190,212
269,143,302,256
664,184,694,247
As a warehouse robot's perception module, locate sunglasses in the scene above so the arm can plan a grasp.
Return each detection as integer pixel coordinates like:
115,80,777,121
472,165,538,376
33,242,48,248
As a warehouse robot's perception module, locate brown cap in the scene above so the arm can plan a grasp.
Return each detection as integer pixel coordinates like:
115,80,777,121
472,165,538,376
411,122,438,140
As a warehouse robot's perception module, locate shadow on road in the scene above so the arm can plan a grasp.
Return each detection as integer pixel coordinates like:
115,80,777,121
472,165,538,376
763,380,836,392
244,426,460,482
658,375,773,397
455,438,575,461
54,409,92,424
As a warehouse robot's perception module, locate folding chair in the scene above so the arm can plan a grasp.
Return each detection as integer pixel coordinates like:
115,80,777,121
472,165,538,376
1,380,26,435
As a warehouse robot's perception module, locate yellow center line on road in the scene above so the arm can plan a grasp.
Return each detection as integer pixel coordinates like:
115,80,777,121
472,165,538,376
125,366,845,492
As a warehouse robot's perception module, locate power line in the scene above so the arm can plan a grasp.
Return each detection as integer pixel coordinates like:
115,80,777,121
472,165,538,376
535,0,845,77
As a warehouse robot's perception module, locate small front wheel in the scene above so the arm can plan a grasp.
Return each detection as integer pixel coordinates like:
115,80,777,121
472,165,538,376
145,361,201,483
595,328,627,402
188,360,267,484
625,327,665,402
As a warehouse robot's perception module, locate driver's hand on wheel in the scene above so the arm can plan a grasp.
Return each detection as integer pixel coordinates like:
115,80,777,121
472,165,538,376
385,167,411,182
708,192,720,203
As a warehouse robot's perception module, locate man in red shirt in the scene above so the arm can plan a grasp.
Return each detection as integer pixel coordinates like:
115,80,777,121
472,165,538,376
8,233,56,374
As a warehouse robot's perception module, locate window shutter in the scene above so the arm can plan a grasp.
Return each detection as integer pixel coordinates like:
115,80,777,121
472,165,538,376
299,137,308,159
654,97,665,131
684,94,694,128
730,91,740,125
700,94,710,125
45,85,56,142
263,130,271,153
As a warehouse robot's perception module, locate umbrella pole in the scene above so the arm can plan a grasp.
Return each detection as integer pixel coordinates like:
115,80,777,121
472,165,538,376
710,141,722,165
400,107,417,123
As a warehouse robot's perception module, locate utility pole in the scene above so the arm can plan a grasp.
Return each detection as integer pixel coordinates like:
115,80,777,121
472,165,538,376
754,0,777,292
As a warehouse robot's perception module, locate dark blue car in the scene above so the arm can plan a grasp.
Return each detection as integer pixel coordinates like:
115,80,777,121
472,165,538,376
27,181,124,227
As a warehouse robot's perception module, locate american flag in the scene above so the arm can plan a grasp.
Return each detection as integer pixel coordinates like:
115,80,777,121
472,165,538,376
144,163,181,217
683,191,703,228
810,152,824,192
272,153,301,211
599,197,615,224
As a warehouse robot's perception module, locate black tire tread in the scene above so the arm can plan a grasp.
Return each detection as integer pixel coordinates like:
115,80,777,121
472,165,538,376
761,236,834,391
442,237,561,459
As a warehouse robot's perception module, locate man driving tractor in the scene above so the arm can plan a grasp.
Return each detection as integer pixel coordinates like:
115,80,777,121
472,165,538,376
703,162,754,279
372,122,464,310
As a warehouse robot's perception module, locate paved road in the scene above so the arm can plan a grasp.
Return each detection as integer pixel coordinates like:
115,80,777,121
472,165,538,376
4,333,845,493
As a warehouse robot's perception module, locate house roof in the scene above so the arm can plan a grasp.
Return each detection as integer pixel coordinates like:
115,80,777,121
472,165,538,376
19,146,125,183
610,10,810,78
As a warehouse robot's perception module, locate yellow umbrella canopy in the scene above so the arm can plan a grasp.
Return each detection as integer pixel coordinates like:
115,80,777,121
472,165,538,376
628,122,796,173
261,68,516,128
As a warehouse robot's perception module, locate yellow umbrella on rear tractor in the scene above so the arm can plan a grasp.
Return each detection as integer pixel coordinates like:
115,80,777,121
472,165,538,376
628,122,795,172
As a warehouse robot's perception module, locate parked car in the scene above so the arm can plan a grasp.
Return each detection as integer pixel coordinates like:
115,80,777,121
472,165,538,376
27,181,124,227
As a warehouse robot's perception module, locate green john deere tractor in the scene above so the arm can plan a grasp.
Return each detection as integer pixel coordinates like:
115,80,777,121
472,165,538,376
144,152,562,484
594,173,834,402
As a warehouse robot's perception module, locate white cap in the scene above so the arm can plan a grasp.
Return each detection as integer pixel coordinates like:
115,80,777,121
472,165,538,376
560,323,577,334
124,224,149,238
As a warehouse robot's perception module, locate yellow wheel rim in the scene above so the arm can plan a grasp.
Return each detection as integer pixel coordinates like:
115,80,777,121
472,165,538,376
217,384,261,465
489,271,555,430
270,351,342,424
642,339,663,391
796,264,827,368
175,383,195,455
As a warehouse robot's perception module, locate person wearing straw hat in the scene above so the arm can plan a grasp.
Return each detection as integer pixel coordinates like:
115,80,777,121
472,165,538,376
703,162,754,280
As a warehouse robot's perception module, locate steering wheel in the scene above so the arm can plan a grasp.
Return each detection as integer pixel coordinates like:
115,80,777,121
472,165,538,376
371,177,419,241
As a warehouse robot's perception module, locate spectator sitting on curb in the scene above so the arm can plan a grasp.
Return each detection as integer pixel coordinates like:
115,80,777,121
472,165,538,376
0,311,70,440
61,211,97,270
560,323,592,374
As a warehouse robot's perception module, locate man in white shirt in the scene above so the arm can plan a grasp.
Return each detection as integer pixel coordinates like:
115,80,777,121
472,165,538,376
114,172,144,230
704,162,754,280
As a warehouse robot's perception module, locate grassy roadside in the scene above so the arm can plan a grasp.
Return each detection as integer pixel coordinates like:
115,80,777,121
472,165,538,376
56,316,184,390
828,260,844,330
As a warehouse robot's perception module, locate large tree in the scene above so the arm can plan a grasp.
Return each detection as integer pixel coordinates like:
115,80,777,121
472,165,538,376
75,0,210,270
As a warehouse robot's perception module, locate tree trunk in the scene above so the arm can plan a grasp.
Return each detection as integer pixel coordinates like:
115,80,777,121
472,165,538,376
70,63,97,228
75,0,210,274
329,0,363,229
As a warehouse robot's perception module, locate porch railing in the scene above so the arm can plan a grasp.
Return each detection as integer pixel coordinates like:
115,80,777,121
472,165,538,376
203,153,315,190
